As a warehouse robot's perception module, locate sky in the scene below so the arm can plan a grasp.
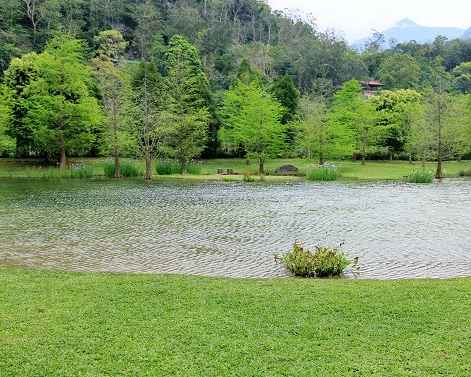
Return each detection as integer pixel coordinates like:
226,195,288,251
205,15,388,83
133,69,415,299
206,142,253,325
266,0,471,43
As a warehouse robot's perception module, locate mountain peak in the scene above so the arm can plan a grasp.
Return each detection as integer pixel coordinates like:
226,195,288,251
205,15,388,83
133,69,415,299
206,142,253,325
394,18,419,28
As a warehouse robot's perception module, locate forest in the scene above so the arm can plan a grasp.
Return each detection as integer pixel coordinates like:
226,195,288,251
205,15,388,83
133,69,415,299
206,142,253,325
1,0,471,179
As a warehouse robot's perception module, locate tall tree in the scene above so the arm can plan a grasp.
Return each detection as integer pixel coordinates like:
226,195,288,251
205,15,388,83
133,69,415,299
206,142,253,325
3,52,39,156
270,74,300,124
163,35,210,174
332,80,377,165
422,87,454,178
131,61,169,180
220,78,287,174
92,30,133,178
22,35,101,169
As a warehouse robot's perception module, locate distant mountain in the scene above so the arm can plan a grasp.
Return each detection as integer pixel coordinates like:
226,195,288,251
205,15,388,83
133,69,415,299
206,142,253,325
462,27,471,40
352,18,468,48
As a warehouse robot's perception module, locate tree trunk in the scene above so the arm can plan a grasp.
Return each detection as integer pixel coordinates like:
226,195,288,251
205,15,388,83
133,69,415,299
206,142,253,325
114,154,121,178
361,131,366,166
422,145,426,169
458,153,462,162
319,134,324,165
258,158,264,175
59,131,66,171
409,145,412,164
144,150,152,179
435,117,443,179
181,158,187,175
389,149,393,162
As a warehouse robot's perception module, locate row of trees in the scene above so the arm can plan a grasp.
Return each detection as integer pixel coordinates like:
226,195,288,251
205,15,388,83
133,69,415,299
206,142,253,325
2,0,471,96
1,30,471,179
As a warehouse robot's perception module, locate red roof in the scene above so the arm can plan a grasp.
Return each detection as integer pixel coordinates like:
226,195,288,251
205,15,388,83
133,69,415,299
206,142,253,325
360,80,385,87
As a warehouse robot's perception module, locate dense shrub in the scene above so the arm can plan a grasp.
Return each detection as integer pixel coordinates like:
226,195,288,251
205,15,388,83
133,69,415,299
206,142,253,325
277,242,353,278
48,163,93,179
155,159,201,175
306,163,340,181
458,168,471,176
408,169,433,183
104,162,140,177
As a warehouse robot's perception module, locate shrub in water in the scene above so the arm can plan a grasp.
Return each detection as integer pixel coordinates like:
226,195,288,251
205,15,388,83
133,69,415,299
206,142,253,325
409,169,433,183
306,163,340,181
276,242,353,278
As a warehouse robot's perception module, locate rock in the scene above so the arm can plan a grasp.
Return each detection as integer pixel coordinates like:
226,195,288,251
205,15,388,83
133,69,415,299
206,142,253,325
275,165,298,174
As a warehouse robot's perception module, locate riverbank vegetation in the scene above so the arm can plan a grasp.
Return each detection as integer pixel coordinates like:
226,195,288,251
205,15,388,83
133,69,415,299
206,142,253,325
1,1,471,179
1,157,470,181
1,268,470,376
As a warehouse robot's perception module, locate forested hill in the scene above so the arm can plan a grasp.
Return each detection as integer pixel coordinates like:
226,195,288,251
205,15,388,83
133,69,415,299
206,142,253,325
2,0,471,94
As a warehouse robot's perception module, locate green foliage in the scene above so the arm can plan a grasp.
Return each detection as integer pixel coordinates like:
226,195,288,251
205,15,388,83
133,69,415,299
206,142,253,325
47,163,94,179
408,168,434,183
219,78,288,174
163,35,210,174
104,162,140,177
306,163,341,181
458,168,471,176
243,173,256,182
155,159,201,175
270,74,300,124
278,242,353,278
377,54,421,90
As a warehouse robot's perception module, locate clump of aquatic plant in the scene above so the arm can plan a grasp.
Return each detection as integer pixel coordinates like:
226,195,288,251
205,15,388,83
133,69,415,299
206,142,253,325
408,169,433,183
47,163,93,179
155,159,201,175
275,242,355,278
104,161,140,177
243,170,255,182
306,163,340,181
458,168,471,176
221,176,235,182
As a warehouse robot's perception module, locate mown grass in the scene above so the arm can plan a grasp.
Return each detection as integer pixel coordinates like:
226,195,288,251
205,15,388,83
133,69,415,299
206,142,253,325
1,268,471,376
1,157,470,181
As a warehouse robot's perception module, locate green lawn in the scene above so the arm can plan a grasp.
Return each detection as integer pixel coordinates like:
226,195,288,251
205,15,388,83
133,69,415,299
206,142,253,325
1,268,470,376
1,157,471,181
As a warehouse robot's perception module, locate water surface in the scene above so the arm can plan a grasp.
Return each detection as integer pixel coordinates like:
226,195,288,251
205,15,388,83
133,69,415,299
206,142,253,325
1,178,470,279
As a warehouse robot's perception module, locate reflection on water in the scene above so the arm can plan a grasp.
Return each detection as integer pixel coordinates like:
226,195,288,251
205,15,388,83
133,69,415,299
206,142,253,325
1,178,471,279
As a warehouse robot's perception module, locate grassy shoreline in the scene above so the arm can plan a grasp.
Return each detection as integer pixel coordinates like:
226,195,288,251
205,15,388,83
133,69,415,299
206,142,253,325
1,268,470,376
1,157,471,181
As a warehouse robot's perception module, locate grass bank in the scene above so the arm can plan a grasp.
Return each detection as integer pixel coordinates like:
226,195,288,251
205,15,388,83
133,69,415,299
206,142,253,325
0,157,470,181
1,268,470,376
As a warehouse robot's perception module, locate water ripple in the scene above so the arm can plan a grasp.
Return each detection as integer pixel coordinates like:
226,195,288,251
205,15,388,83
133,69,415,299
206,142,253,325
1,178,471,279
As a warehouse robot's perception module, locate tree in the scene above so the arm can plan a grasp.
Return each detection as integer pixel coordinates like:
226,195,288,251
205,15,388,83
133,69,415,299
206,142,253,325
220,78,287,174
452,62,471,94
377,54,421,90
270,74,300,124
22,36,101,169
332,80,377,165
92,30,134,178
3,52,40,156
421,87,454,178
131,61,169,180
163,35,210,174
0,84,15,156
371,89,421,162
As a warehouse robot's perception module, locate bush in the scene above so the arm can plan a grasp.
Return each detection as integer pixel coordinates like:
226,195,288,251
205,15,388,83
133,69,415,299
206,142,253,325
306,163,340,181
458,168,471,176
155,159,201,175
104,161,141,177
409,169,433,183
243,171,255,182
276,242,353,278
47,163,93,179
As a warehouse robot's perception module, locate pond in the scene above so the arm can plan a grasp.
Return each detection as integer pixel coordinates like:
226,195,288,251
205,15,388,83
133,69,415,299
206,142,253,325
1,178,471,279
